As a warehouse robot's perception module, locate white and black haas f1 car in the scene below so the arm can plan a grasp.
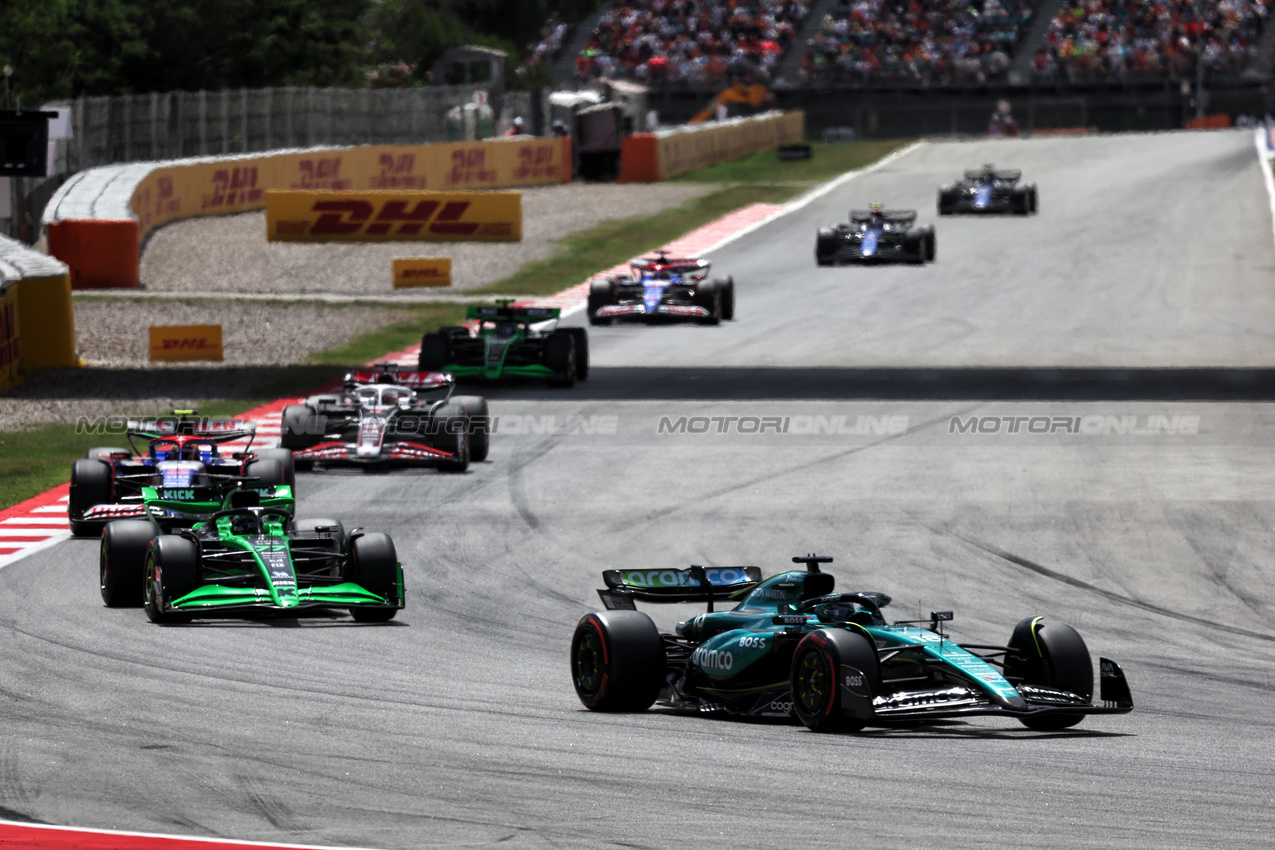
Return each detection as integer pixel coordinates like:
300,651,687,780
816,207,936,266
280,364,489,472
571,555,1133,733
938,166,1038,215
68,412,294,537
588,251,735,326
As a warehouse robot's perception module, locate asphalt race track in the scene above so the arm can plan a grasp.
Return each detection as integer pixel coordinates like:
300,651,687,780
3,131,1275,848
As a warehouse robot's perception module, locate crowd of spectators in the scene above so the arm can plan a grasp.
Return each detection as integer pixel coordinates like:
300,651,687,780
800,0,1039,86
573,0,811,84
1031,0,1271,83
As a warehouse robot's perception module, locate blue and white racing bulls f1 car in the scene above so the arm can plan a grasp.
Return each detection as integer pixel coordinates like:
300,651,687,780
587,251,735,326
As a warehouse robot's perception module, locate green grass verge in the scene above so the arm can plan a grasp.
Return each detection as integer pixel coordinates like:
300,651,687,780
474,139,910,297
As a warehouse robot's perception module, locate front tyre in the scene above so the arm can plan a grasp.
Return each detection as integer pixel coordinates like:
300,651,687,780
1005,618,1093,731
100,520,155,607
348,533,401,622
144,536,198,624
791,628,880,733
571,610,665,711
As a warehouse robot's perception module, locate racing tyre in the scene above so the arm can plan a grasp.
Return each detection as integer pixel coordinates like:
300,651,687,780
87,447,128,461
280,404,322,451
144,536,198,624
432,402,471,472
544,331,577,387
719,277,736,321
69,458,113,537
815,228,840,266
1005,618,1093,731
418,332,450,371
693,280,721,326
571,610,665,712
348,533,400,622
564,328,589,380
451,395,491,462
253,448,296,490
100,519,155,607
244,458,286,488
587,279,614,326
791,628,880,733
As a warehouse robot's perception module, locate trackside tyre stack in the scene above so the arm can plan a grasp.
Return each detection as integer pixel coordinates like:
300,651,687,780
571,610,666,711
791,628,881,732
1004,618,1093,730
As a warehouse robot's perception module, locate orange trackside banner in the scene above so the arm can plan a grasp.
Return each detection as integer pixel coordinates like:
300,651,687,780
265,190,521,242
393,257,452,288
130,137,567,243
619,111,805,182
149,325,224,362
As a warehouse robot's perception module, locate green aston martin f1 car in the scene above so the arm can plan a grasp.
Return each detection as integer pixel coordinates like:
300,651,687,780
418,303,587,386
99,483,403,624
571,555,1133,732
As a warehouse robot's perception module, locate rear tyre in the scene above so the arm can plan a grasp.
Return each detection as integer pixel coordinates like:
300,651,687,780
544,331,577,387
451,395,491,462
1005,618,1093,731
719,277,736,321
587,279,614,326
815,228,839,266
418,333,450,371
571,610,665,711
144,536,198,624
348,533,400,622
100,519,155,607
564,328,589,380
791,629,880,733
243,458,286,488
693,280,721,326
252,448,296,490
280,404,322,451
69,458,113,537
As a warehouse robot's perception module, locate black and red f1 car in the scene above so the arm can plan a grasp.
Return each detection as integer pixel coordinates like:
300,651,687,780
587,251,735,326
280,363,489,472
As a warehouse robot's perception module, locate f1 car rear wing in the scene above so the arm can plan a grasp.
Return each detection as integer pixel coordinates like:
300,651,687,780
127,412,257,442
466,304,561,324
598,566,763,611
962,169,1021,183
850,210,917,225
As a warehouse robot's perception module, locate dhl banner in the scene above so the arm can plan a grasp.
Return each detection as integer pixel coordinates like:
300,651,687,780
619,111,805,182
149,324,224,362
266,191,521,242
0,281,19,389
130,137,568,243
393,257,452,288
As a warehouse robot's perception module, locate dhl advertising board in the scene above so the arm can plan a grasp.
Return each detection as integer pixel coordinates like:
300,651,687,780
266,191,521,242
128,137,568,243
619,111,805,182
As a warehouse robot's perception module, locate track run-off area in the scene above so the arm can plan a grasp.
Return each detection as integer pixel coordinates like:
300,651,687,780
3,130,1275,848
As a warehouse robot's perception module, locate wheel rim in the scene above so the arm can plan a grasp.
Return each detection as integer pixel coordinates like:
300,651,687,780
795,649,830,715
574,629,604,698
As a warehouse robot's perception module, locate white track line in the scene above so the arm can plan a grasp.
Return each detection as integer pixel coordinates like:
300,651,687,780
1254,127,1275,249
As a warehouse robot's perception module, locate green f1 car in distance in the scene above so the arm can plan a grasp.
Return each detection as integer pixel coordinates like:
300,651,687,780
418,303,588,386
100,483,403,624
571,555,1133,732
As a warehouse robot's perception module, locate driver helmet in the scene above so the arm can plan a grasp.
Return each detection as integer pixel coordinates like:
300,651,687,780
230,512,260,537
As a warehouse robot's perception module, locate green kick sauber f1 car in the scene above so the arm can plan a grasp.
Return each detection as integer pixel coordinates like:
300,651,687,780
418,303,588,386
571,555,1133,732
99,481,404,624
